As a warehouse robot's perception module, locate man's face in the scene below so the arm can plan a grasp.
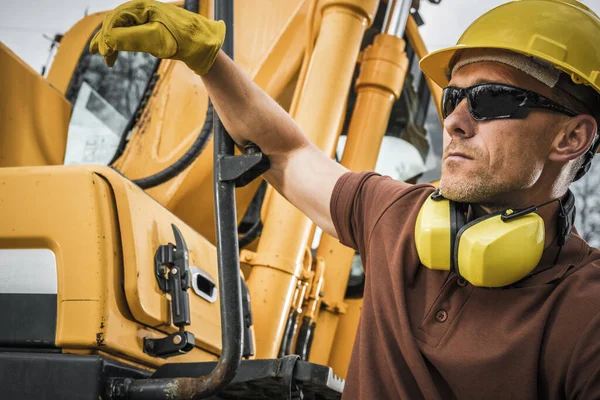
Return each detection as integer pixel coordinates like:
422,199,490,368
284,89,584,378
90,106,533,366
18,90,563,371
439,61,563,206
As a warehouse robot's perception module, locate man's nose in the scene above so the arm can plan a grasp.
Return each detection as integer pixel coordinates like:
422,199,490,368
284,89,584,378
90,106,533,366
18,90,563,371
443,99,476,139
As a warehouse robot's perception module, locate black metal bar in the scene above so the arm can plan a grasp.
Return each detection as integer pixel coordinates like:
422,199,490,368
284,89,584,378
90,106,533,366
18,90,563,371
197,0,244,392
108,1,243,399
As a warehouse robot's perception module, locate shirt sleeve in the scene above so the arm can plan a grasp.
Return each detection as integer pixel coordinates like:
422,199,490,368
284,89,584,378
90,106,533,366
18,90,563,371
329,171,415,256
565,312,600,399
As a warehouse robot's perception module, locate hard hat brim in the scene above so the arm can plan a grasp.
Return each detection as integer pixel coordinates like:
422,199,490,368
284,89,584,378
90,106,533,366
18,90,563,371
420,43,600,95
419,44,557,89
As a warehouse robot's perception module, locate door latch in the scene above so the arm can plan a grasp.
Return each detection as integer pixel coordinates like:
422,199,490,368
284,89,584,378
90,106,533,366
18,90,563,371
144,224,196,358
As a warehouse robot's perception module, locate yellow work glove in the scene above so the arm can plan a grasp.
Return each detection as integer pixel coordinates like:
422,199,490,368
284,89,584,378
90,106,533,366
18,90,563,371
89,0,225,75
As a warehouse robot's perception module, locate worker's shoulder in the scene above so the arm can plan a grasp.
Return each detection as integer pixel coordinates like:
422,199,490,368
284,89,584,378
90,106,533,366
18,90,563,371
541,241,600,366
563,235,600,287
338,171,435,214
547,237,600,325
361,174,435,210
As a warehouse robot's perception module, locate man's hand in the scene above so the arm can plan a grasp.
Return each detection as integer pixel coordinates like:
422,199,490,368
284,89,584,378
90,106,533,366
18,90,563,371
89,0,225,75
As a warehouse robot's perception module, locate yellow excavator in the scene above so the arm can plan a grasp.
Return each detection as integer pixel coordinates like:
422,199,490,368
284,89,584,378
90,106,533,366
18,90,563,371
0,0,444,398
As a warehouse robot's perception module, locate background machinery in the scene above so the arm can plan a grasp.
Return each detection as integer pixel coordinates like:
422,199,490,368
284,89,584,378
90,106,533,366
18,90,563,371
0,0,444,398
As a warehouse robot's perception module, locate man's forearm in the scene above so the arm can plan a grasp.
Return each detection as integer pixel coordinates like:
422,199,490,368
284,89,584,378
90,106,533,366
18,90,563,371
200,51,346,237
201,51,310,156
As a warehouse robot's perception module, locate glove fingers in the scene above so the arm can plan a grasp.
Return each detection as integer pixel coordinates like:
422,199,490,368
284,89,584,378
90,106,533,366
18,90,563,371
96,0,155,62
104,0,153,30
105,51,119,67
90,28,119,66
89,30,101,54
106,23,177,59
86,0,224,74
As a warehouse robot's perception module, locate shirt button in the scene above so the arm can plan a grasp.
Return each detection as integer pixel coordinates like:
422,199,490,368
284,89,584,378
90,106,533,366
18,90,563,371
435,310,448,323
457,277,468,287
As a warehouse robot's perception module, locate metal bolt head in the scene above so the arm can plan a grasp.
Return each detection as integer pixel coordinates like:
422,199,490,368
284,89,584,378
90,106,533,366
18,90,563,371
244,144,258,154
171,268,178,275
173,334,182,345
158,265,168,275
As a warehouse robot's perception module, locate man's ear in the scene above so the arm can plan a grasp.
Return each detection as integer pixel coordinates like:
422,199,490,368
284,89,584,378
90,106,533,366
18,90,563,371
549,115,598,163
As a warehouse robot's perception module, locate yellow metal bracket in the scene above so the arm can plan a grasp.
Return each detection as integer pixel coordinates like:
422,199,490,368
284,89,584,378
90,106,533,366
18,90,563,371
241,249,302,277
322,300,348,315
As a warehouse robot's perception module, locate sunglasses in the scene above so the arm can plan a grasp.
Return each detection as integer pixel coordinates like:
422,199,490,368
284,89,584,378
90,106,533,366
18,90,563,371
442,83,578,121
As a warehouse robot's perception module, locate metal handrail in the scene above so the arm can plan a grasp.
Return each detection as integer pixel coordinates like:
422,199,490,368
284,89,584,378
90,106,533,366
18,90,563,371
110,1,244,398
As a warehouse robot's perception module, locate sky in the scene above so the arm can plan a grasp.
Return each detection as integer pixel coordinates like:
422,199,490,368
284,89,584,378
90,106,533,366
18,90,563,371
2,0,598,74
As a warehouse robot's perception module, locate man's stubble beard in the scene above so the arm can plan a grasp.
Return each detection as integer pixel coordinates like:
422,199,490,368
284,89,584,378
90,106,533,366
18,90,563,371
439,170,524,205
439,144,540,207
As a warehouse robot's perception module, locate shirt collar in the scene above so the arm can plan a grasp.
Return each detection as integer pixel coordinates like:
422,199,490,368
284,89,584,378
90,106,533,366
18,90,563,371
509,229,587,288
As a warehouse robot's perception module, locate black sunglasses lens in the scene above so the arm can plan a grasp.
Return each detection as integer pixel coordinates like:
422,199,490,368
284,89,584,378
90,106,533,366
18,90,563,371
442,87,461,119
468,85,525,120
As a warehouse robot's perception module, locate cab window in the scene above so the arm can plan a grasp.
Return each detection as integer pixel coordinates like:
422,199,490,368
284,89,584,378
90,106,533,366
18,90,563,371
63,31,159,165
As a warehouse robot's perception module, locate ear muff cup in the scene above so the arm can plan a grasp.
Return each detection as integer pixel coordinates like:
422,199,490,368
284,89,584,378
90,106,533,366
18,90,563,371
416,191,548,287
415,194,453,271
454,212,545,287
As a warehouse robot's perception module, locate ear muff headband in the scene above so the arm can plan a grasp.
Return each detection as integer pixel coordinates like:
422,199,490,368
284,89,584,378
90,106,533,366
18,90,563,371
558,190,576,245
449,199,466,273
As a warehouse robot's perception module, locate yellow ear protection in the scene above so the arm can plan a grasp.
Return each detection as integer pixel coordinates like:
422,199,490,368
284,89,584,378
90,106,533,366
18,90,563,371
415,190,576,287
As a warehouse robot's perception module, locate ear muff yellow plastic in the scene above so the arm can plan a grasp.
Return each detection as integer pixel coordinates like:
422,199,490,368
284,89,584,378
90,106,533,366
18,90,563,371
415,194,452,271
415,192,546,287
455,212,545,287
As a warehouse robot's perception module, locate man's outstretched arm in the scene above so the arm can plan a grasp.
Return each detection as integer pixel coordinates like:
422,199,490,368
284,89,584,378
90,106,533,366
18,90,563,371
89,0,347,238
202,52,347,237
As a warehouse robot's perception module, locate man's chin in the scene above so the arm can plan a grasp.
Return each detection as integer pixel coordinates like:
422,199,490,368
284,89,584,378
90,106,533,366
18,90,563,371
439,174,493,203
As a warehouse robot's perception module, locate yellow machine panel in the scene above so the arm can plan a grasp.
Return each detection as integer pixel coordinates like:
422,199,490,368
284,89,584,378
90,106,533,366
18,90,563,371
0,43,71,167
0,165,224,367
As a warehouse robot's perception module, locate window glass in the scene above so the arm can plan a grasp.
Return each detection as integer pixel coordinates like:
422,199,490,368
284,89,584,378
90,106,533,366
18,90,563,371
63,42,158,165
64,81,128,165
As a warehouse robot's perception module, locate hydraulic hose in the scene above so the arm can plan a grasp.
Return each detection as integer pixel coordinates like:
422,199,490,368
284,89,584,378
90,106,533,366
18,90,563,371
238,218,263,249
237,181,268,248
132,103,213,189
278,310,300,358
294,317,316,361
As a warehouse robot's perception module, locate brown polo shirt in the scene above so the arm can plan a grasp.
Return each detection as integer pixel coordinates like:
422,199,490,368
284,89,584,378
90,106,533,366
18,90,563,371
331,171,600,400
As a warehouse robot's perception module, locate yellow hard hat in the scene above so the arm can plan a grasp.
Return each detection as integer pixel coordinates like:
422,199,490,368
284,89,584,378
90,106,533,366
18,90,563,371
420,0,600,96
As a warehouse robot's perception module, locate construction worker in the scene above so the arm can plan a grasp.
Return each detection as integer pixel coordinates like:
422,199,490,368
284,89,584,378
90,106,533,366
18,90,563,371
91,0,600,398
